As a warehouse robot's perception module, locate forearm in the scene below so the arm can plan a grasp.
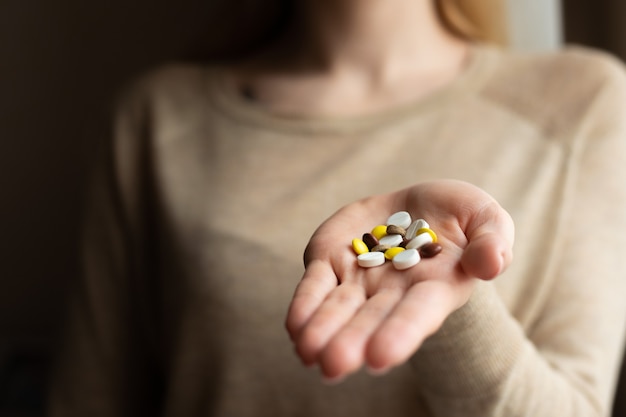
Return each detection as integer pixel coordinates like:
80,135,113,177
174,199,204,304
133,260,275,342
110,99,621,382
411,281,619,417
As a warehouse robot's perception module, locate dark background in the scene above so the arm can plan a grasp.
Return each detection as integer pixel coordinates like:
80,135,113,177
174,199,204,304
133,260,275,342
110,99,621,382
0,1,625,415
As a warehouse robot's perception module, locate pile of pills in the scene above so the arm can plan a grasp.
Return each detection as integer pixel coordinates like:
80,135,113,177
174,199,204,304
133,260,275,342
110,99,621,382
351,211,442,270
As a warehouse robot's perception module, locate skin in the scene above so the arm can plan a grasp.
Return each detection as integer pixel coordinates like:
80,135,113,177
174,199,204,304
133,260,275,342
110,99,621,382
285,180,514,382
232,0,469,116
234,1,514,381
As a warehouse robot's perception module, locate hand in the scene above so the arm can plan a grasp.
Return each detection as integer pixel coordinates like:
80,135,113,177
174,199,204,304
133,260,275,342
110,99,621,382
285,180,514,382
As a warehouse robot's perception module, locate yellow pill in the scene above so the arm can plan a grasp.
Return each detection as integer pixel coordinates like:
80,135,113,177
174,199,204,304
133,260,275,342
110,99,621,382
352,238,370,255
371,225,388,240
384,246,405,260
416,227,437,243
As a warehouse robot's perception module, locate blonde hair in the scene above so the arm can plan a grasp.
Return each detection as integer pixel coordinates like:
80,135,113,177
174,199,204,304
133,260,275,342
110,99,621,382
435,0,509,46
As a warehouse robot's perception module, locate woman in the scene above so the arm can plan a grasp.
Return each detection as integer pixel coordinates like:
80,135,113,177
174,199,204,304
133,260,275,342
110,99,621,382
49,0,626,415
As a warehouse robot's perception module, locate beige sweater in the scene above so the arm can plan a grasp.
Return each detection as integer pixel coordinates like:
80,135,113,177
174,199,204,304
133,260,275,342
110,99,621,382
49,44,626,416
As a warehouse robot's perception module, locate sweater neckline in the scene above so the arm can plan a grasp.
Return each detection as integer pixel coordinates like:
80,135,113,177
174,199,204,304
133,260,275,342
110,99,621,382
208,43,501,135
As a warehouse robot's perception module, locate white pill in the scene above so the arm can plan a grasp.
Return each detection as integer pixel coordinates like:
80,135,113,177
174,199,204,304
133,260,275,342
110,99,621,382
405,232,433,250
405,218,429,239
392,248,420,270
386,211,412,229
357,251,386,268
379,234,404,247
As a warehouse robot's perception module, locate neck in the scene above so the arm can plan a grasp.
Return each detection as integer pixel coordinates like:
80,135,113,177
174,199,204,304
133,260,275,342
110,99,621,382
231,0,471,116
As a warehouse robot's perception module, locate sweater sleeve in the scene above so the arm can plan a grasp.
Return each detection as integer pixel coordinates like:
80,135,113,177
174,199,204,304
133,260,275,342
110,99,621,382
410,56,626,417
47,82,162,416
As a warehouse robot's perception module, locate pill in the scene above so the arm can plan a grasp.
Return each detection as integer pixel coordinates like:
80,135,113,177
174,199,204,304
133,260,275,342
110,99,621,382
362,233,379,249
392,248,420,270
416,227,437,243
386,225,406,236
386,211,412,229
371,225,388,240
405,232,433,250
405,218,429,239
371,244,391,252
353,214,438,270
384,246,405,260
420,242,443,258
357,251,386,268
379,234,404,247
352,238,369,255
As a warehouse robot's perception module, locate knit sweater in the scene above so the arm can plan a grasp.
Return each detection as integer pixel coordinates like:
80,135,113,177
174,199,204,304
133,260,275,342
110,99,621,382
49,44,626,416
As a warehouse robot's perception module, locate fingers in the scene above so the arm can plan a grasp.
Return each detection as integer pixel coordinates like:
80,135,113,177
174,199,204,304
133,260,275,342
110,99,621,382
287,180,514,381
365,280,462,373
318,288,404,380
286,259,371,368
402,180,514,280
294,281,366,366
461,231,509,279
285,260,339,343
462,200,515,280
299,279,467,381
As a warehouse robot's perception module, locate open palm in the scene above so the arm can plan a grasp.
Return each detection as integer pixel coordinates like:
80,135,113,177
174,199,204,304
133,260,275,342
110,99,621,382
285,180,515,381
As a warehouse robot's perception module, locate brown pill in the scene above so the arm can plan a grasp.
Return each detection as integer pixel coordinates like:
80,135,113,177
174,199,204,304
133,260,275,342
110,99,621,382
362,233,379,249
419,243,443,258
371,244,391,253
386,225,406,236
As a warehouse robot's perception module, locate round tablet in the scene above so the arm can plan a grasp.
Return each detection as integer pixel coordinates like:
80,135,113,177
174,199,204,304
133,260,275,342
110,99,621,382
379,234,404,247
386,211,412,229
392,248,420,270
357,251,386,268
405,232,433,250
416,227,437,243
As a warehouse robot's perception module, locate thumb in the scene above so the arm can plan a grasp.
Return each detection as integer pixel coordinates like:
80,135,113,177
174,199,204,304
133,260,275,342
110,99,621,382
460,201,514,280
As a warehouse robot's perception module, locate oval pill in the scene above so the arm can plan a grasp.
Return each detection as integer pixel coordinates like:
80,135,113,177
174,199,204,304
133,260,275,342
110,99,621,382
384,246,405,260
362,233,379,249
392,248,420,270
386,224,406,236
420,242,443,258
405,218,429,239
371,244,391,252
386,211,412,229
405,232,433,250
371,225,388,240
379,234,404,247
416,227,437,243
416,219,429,229
352,238,369,255
357,251,386,268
